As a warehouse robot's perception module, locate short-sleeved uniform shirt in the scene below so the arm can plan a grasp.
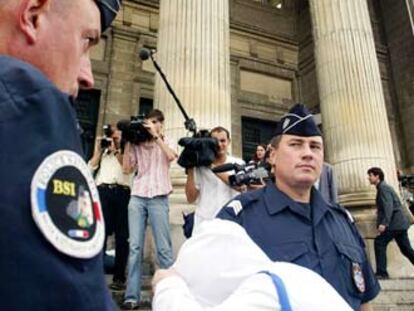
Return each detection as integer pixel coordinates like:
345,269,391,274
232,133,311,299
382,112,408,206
217,182,380,310
0,56,114,310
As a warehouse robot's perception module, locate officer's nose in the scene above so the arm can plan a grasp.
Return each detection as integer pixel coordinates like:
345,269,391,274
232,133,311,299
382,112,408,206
78,56,95,90
302,143,314,159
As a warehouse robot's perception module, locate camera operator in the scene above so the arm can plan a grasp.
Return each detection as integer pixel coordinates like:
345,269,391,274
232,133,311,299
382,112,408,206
185,126,244,232
88,124,132,291
122,109,177,310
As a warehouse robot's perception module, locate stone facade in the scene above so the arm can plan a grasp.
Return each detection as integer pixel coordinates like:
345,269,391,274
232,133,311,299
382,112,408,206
90,0,413,172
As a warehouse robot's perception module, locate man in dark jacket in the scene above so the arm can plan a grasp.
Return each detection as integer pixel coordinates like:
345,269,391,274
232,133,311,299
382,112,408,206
368,167,414,279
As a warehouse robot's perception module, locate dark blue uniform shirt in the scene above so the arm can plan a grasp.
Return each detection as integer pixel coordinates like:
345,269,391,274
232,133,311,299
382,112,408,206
0,56,115,310
217,182,380,310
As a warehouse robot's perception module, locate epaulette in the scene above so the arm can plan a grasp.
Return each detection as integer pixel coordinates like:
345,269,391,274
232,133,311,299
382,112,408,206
331,203,355,223
223,189,262,217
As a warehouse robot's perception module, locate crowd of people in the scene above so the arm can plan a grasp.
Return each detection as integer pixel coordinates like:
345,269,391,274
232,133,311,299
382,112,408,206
1,1,414,311
89,103,414,311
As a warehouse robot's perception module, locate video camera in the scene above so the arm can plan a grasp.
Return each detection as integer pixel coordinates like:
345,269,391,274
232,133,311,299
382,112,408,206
116,115,153,145
399,174,414,216
177,129,218,169
212,162,270,187
399,174,414,188
100,124,113,149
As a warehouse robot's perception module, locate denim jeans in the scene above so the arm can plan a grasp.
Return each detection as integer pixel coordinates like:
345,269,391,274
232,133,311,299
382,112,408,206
124,195,174,303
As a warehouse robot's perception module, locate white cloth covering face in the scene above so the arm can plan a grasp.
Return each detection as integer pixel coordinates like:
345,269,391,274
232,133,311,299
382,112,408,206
153,219,352,311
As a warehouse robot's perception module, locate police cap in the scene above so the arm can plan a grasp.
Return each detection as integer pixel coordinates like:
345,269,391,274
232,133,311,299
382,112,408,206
275,103,321,137
95,0,121,31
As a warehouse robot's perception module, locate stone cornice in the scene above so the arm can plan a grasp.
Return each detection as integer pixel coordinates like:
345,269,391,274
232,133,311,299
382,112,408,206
230,21,298,46
123,0,159,10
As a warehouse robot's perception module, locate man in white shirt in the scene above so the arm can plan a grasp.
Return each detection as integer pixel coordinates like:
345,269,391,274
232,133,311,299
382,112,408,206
185,126,244,232
151,219,352,311
89,124,132,290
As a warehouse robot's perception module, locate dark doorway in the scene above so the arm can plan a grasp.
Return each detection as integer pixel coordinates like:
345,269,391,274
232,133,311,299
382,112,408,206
73,89,101,160
241,117,278,163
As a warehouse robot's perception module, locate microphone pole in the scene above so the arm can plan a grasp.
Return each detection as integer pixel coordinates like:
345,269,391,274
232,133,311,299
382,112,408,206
139,48,197,135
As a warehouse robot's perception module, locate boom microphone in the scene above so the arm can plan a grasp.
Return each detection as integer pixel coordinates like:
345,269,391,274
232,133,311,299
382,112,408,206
139,48,152,61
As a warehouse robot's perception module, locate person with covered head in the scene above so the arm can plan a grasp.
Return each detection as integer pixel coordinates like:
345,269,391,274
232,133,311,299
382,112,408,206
152,219,353,311
0,0,121,310
217,104,380,311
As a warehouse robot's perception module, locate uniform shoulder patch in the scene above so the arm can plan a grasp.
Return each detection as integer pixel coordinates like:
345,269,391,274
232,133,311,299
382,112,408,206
332,203,355,224
226,200,243,216
31,150,105,259
344,209,355,223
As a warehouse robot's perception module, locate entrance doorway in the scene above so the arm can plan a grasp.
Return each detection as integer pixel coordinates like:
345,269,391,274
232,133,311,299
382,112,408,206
241,117,278,163
73,89,101,160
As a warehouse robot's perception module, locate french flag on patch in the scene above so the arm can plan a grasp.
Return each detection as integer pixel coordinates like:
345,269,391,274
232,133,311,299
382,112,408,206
68,230,90,239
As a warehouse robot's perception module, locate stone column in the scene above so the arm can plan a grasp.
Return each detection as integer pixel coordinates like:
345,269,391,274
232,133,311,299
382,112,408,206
407,0,414,35
154,0,231,142
145,0,232,258
309,0,414,277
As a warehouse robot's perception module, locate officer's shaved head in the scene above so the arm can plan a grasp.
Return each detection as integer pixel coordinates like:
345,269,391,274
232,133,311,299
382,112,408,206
0,0,101,96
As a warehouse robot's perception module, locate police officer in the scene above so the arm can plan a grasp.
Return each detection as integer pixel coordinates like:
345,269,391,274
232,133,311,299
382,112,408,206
217,104,380,311
0,1,121,310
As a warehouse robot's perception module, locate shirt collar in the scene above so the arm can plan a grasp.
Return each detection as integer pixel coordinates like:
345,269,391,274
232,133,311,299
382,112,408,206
376,180,384,189
263,182,331,224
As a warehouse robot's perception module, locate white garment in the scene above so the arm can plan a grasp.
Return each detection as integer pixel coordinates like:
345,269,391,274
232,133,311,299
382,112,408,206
88,150,132,187
153,219,352,311
193,156,244,225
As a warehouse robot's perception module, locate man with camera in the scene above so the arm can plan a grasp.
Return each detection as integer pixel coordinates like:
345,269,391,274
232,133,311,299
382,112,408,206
367,167,414,279
217,104,380,311
185,126,244,232
89,124,132,290
122,109,177,310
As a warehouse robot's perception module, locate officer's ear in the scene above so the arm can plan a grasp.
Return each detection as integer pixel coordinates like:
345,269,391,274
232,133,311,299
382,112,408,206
18,0,51,44
268,148,277,165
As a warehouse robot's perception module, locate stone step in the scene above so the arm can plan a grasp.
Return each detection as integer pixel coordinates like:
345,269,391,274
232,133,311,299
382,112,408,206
108,277,414,311
373,306,414,311
372,279,414,311
378,278,414,291
107,275,153,310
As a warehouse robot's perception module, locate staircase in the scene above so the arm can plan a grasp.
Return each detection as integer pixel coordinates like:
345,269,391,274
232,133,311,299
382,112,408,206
372,278,414,311
109,278,414,311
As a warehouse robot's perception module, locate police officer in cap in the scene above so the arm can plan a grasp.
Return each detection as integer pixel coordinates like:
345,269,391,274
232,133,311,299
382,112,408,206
0,0,121,310
217,104,380,311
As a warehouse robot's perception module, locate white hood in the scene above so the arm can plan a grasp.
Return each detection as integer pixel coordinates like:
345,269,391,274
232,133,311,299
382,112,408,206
173,219,273,306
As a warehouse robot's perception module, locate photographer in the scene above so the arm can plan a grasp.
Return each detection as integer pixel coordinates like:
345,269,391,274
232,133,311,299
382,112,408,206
185,126,244,232
88,124,132,291
122,109,177,310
